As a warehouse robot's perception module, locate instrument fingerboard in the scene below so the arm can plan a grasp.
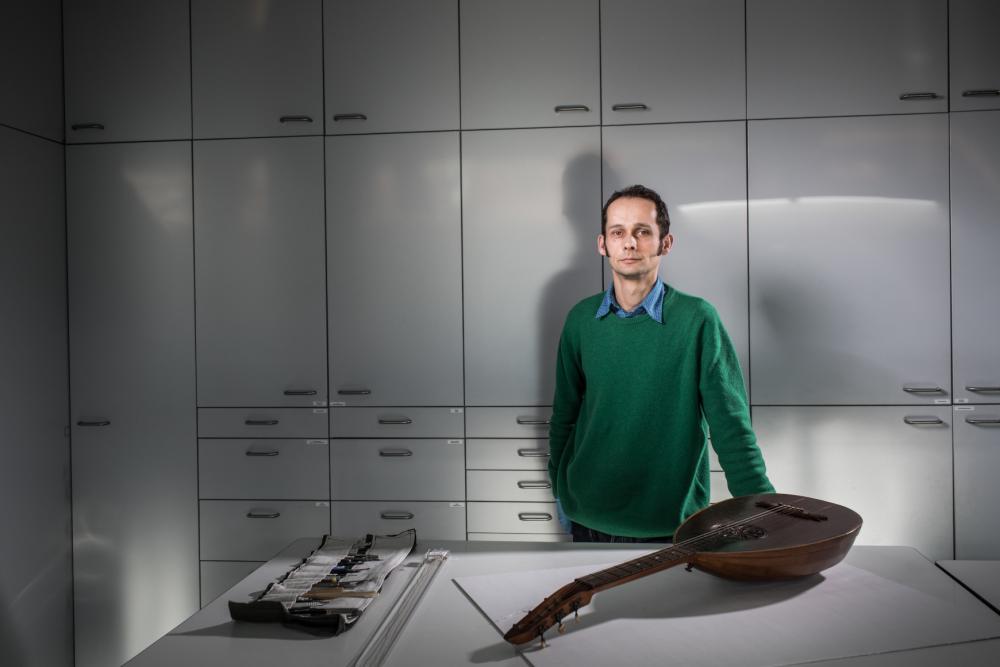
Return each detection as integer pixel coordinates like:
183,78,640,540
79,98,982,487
577,545,696,589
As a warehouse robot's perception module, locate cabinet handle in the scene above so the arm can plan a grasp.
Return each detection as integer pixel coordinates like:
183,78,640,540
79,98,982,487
517,448,549,458
279,115,313,123
246,510,280,519
966,415,1000,425
554,105,590,112
903,416,944,426
902,385,944,394
966,385,1000,393
899,92,940,101
380,511,414,520
516,416,550,426
612,103,649,111
71,123,105,130
283,389,317,396
378,448,413,457
518,512,553,522
338,388,371,395
378,417,413,425
333,113,367,121
245,419,279,426
961,89,1000,98
76,420,110,427
517,480,552,490
245,449,279,457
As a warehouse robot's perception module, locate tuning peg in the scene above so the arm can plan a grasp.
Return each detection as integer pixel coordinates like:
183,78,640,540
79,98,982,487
571,601,580,623
538,628,547,649
555,612,565,634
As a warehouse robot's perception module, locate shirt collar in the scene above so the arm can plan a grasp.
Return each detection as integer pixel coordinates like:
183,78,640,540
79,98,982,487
595,280,665,323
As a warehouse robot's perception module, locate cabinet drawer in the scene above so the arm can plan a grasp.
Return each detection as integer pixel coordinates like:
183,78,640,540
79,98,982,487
468,533,571,543
198,439,329,499
330,407,464,438
200,561,263,607
467,470,554,502
331,439,464,501
465,407,552,438
331,501,466,540
467,501,563,534
198,408,329,438
466,439,549,470
199,500,330,561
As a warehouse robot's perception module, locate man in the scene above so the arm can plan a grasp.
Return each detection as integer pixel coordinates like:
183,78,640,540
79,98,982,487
549,184,773,543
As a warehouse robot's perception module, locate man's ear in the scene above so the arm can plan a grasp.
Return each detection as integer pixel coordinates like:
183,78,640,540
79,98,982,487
597,234,607,256
660,233,674,256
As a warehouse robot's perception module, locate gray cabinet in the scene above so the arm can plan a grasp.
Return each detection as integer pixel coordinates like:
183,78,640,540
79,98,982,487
601,0,744,124
748,114,950,405
67,142,197,667
198,439,330,500
950,0,1000,111
327,133,462,406
747,0,947,119
191,0,322,138
200,561,262,607
462,127,602,405
331,439,465,501
954,406,1000,559
324,0,459,133
752,406,954,561
64,0,190,143
460,0,599,129
331,501,466,540
3,0,64,140
603,121,750,383
195,137,327,407
951,111,1000,403
200,500,331,561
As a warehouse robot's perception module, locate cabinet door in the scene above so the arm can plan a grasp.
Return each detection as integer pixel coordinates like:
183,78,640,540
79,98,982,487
954,406,1000,559
748,114,950,405
951,111,1000,403
324,0,459,134
192,0,322,138
747,0,947,119
67,142,197,667
601,0,744,124
950,0,1000,111
195,137,327,407
460,0,599,129
462,127,602,405
752,406,953,561
64,0,190,143
603,122,749,384
327,133,462,405
3,0,63,140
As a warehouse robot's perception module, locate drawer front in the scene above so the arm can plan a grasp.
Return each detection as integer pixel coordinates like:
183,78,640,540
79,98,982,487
467,501,563,534
198,408,329,438
466,438,549,470
199,500,330,561
199,439,329,499
465,407,552,438
200,561,263,607
467,470,555,502
330,407,464,438
331,501,466,540
468,532,571,543
331,439,464,501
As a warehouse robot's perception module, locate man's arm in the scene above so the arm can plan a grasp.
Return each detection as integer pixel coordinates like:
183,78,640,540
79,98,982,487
548,316,585,500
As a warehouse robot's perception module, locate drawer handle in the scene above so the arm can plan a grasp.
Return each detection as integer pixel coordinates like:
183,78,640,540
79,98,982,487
283,389,317,396
902,385,944,394
516,416,550,426
279,115,313,123
554,104,590,113
77,420,111,427
71,123,105,130
966,416,1000,425
338,388,371,395
245,419,279,426
611,103,648,111
247,510,280,519
961,89,1000,98
246,449,280,457
379,449,413,457
903,416,944,426
378,417,413,425
966,385,1000,393
333,113,367,121
517,448,549,458
899,92,940,101
518,512,553,522
380,511,414,520
517,480,552,490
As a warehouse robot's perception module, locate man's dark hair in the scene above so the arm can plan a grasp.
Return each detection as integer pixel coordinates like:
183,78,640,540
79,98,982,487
601,184,671,239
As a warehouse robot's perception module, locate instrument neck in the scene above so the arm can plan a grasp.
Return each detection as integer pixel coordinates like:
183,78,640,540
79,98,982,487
576,542,698,592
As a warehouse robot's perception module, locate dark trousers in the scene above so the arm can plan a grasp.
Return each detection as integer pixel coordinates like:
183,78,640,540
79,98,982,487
570,521,672,544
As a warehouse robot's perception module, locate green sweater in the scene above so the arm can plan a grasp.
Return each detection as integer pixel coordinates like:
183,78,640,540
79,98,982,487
549,285,773,537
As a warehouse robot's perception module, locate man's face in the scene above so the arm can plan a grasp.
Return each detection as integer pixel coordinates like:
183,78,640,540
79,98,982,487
598,197,673,281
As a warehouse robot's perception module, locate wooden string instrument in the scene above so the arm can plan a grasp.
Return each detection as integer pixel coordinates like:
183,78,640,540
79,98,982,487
503,492,862,646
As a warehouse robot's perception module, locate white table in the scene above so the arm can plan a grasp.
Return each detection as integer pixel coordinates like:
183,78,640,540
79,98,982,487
127,540,1000,666
937,560,1000,612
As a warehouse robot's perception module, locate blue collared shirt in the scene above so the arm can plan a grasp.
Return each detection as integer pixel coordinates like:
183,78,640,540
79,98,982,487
595,280,666,323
